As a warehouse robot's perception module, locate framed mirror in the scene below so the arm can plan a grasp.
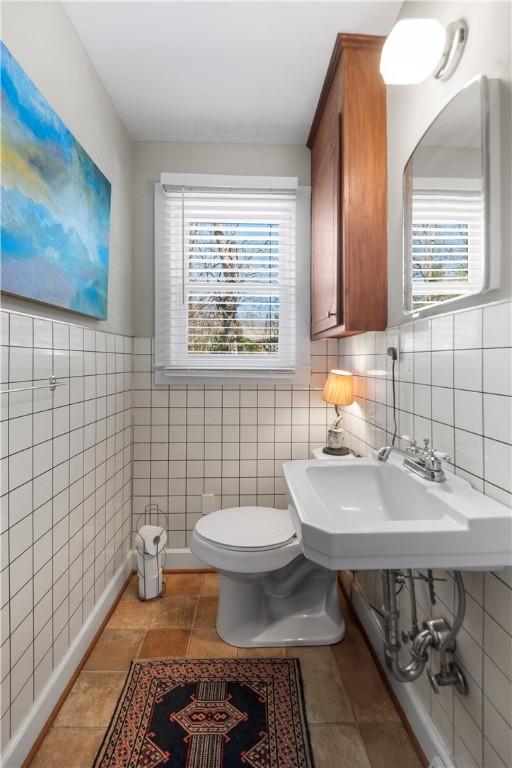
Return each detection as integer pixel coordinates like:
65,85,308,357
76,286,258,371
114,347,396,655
403,76,496,316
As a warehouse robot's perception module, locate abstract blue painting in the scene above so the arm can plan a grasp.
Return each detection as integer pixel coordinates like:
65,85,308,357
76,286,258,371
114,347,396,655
1,43,111,319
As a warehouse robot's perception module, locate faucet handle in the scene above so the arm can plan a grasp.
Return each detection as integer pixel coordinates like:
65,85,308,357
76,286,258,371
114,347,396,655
423,438,431,451
424,448,450,471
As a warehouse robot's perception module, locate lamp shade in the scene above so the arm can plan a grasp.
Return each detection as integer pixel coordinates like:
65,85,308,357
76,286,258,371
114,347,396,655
322,370,353,406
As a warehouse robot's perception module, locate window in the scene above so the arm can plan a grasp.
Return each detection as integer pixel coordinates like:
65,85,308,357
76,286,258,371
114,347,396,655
155,174,302,380
409,189,484,311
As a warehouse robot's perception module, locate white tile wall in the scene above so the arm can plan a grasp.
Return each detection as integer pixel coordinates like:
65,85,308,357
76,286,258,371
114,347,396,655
338,300,512,768
0,310,133,751
131,339,334,547
2,302,510,764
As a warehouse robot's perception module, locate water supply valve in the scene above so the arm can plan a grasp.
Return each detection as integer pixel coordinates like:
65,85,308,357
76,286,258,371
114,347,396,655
423,618,468,695
427,661,468,696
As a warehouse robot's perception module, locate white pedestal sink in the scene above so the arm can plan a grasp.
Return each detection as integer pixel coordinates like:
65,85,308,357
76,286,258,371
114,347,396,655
283,453,512,570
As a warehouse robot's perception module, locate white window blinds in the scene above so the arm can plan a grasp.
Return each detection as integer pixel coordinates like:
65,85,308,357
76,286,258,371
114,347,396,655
410,189,484,311
155,176,297,377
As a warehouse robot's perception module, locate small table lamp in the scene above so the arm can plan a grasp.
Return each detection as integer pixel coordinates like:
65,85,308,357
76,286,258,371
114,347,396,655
322,369,353,455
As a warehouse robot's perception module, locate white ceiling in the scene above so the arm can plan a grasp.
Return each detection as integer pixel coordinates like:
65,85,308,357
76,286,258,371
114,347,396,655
64,1,401,144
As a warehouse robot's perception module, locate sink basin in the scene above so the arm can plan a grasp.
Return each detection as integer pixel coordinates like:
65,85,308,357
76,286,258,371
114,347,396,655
283,454,512,570
305,463,453,524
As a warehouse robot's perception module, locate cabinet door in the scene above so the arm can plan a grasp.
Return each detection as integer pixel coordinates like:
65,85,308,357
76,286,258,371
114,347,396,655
310,113,342,337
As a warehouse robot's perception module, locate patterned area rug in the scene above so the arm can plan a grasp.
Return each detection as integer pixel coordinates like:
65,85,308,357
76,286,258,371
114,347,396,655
94,657,314,768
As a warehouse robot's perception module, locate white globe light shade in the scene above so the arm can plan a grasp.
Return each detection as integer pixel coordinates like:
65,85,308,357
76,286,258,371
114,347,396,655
380,18,448,85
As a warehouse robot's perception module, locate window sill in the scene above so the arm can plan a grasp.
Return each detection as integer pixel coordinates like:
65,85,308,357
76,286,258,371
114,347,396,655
153,366,311,387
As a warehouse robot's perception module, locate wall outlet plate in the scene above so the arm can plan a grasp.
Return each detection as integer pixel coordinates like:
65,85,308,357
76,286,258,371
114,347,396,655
201,493,216,515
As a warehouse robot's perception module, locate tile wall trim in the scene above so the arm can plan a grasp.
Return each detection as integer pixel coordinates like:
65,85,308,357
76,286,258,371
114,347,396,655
2,308,134,339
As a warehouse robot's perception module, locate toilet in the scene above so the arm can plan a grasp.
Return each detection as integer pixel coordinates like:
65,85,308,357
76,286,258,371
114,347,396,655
191,503,345,647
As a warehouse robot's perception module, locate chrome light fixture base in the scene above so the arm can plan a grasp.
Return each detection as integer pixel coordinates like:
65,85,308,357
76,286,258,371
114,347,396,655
434,19,468,81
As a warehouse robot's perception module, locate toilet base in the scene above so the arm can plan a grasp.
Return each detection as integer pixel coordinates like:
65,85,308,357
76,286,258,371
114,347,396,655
216,557,345,647
217,611,345,648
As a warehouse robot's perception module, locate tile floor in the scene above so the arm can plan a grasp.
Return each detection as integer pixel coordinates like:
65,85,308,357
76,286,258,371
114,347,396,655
28,573,424,768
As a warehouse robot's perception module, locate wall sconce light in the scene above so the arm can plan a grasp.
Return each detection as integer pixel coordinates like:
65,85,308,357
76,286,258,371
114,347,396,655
380,18,467,85
322,370,353,456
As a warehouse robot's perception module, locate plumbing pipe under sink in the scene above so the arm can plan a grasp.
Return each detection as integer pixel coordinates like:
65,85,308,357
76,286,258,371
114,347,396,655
380,569,467,693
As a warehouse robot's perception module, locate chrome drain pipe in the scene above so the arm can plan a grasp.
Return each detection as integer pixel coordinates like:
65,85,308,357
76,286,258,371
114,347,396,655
380,569,468,693
405,568,419,639
381,570,435,682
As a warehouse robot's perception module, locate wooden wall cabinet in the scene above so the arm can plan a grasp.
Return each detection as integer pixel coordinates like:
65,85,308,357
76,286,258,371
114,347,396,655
308,34,387,339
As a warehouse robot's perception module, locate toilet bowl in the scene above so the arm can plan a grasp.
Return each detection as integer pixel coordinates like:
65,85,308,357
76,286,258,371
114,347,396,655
191,505,345,647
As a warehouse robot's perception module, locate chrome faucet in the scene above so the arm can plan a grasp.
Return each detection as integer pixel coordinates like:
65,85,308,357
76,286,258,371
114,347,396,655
377,437,448,483
376,438,419,463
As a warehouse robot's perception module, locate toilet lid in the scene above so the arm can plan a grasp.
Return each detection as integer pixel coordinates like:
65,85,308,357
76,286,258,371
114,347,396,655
195,507,296,551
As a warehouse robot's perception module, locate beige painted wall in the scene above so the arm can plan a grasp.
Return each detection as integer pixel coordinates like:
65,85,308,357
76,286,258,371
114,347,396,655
387,0,512,325
131,141,310,337
1,1,133,335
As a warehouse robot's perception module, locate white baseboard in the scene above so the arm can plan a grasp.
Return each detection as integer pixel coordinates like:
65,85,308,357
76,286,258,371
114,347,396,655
164,547,208,570
350,581,455,768
130,547,207,571
2,553,133,768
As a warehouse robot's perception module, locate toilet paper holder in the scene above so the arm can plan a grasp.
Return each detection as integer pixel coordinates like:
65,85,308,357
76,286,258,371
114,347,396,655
135,504,168,600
